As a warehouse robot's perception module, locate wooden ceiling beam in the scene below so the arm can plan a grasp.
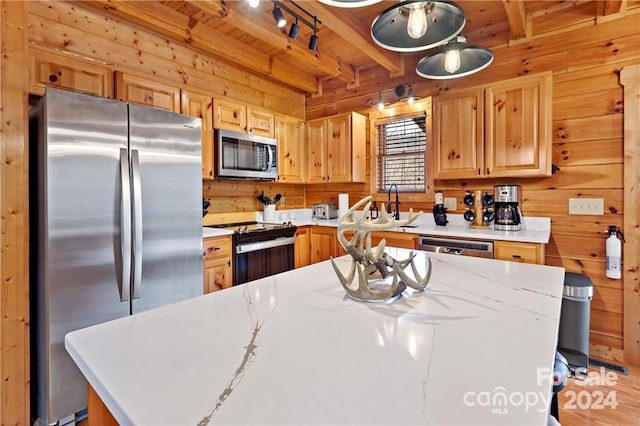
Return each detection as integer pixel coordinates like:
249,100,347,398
502,0,527,40
299,2,403,76
190,0,356,85
80,0,319,93
598,0,625,16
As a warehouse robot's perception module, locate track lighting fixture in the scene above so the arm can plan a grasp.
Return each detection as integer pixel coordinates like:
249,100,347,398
272,1,321,51
374,84,420,110
272,5,286,28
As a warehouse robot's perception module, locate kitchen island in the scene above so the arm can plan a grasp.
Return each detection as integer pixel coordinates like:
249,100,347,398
66,248,565,425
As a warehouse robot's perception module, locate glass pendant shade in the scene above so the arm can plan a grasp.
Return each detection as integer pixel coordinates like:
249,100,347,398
318,0,382,7
371,0,465,52
416,35,493,79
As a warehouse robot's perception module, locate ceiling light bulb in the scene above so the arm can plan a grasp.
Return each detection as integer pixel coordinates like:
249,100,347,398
407,3,428,39
407,86,415,105
444,48,461,73
248,0,260,7
377,93,384,111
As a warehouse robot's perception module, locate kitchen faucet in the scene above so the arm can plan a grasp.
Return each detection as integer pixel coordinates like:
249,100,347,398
388,183,400,220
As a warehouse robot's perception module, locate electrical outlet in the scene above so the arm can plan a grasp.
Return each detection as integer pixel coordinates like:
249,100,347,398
569,198,604,215
280,196,285,206
444,197,457,211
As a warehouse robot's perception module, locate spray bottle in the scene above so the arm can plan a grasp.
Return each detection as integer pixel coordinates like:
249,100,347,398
605,225,625,279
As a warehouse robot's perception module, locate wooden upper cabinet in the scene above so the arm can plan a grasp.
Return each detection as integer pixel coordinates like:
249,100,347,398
305,111,366,183
213,98,246,133
181,90,214,180
306,118,327,184
30,47,113,97
213,99,275,137
485,72,552,177
433,72,552,179
115,71,180,112
433,87,484,179
247,107,275,137
276,115,305,183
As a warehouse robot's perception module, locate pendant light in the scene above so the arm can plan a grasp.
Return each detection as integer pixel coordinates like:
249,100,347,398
371,0,465,52
416,34,493,79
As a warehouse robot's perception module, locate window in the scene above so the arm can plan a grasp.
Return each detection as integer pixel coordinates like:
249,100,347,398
376,114,426,192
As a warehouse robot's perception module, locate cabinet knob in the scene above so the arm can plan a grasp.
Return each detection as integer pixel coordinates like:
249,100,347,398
49,74,58,83
487,167,491,175
477,168,481,175
227,260,231,267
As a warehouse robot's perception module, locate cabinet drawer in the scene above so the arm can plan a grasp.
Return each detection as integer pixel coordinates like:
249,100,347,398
203,236,232,261
494,241,543,264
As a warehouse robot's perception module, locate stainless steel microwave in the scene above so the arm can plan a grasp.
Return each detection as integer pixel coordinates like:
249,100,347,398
215,129,278,180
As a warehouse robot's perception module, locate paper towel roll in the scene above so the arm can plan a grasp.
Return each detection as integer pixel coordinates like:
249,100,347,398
338,193,349,218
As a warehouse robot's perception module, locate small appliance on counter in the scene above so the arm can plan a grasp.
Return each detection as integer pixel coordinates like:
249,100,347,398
463,190,494,228
432,191,448,226
494,184,523,231
312,203,338,220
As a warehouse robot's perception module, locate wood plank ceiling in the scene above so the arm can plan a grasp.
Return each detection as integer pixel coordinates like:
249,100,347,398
77,0,634,94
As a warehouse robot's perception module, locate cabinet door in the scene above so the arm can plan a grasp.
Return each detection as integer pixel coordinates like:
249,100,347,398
433,88,484,179
247,107,275,137
213,99,246,132
181,90,214,180
115,72,180,112
30,47,113,97
494,241,545,264
306,119,327,183
294,226,310,268
485,73,552,177
326,114,351,183
203,260,232,293
310,227,338,264
276,115,305,183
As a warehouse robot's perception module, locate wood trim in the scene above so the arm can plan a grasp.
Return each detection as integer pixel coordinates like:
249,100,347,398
620,64,640,366
502,0,528,40
0,1,30,424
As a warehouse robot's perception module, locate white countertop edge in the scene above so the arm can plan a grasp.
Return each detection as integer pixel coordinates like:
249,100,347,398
202,228,234,238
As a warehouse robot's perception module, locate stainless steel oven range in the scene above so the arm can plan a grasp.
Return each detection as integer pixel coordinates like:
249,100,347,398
207,222,297,285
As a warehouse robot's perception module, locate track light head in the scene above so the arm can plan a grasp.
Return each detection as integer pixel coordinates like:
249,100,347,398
288,20,300,39
272,5,286,28
308,33,319,51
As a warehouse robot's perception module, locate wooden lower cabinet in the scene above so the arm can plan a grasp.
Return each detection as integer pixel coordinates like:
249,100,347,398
494,240,545,264
294,226,311,268
310,226,340,264
202,235,233,293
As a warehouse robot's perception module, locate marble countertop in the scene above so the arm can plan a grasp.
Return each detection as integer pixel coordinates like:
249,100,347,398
268,209,551,244
66,249,564,425
202,227,234,238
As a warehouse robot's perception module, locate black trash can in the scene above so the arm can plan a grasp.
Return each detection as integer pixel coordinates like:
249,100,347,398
557,272,593,374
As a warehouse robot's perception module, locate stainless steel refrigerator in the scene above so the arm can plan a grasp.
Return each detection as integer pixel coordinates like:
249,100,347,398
29,88,203,424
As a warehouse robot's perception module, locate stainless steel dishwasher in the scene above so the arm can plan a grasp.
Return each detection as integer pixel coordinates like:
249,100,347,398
417,236,494,258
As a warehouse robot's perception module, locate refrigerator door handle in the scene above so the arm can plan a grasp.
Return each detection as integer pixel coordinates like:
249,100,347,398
119,148,131,302
131,149,143,300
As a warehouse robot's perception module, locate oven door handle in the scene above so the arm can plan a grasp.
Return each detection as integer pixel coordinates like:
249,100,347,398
236,237,295,254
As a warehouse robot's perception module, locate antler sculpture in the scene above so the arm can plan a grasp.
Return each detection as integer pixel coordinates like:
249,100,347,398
330,195,432,301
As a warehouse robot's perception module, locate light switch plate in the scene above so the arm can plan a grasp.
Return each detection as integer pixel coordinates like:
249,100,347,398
444,197,457,211
569,198,604,215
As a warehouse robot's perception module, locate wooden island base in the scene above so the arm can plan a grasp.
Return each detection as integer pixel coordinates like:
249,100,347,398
88,385,117,426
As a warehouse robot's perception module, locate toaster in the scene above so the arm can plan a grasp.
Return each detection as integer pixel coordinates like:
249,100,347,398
312,203,338,220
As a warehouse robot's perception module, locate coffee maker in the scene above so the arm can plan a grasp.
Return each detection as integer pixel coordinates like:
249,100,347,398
494,185,522,231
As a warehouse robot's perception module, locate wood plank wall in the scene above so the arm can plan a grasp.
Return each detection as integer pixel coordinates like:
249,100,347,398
305,9,640,363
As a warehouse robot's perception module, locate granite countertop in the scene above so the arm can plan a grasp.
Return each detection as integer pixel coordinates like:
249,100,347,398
66,248,564,425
